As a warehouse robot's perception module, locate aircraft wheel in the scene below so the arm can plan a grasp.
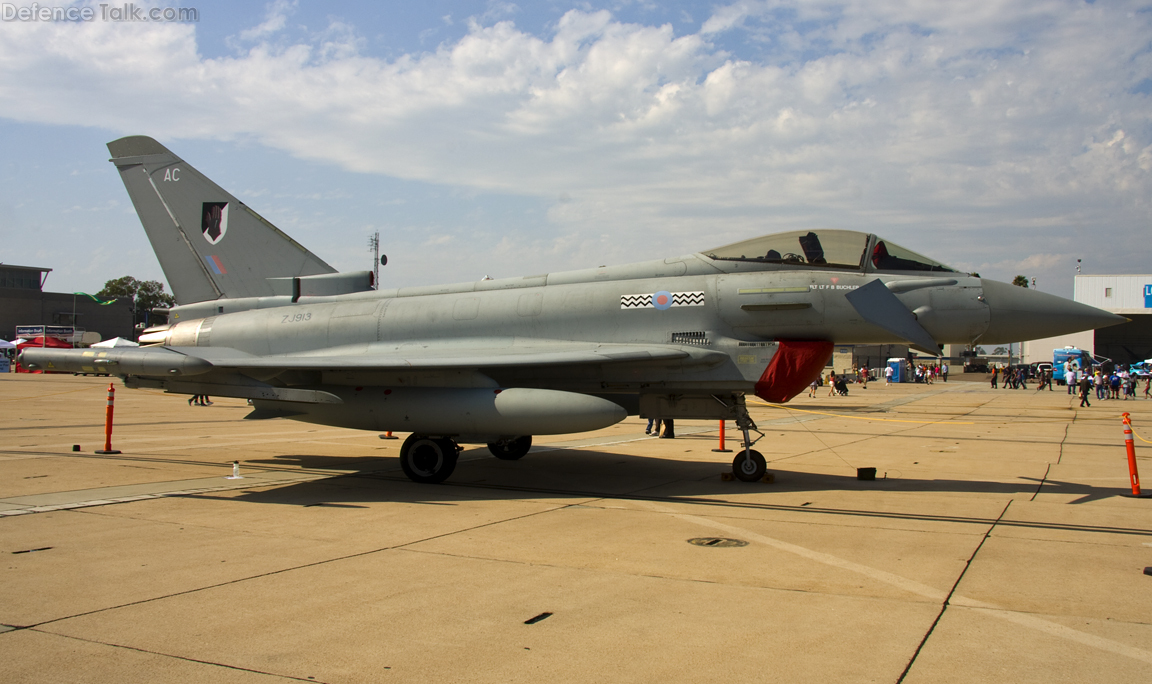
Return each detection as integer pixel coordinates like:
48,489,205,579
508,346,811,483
732,450,766,482
488,436,532,460
400,435,458,484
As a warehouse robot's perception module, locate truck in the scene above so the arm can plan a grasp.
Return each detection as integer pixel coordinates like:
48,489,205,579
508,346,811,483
1052,347,1093,385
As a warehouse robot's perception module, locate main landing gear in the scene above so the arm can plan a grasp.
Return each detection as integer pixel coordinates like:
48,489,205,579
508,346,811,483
399,435,461,484
399,434,535,483
487,436,532,460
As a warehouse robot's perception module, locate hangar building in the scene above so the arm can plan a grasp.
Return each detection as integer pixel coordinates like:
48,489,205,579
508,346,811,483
0,264,134,344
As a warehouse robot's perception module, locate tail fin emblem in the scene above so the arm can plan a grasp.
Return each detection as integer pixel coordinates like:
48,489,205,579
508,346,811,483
201,202,229,244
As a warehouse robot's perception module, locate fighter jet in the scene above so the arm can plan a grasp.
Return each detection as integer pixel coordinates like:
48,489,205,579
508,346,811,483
21,136,1125,483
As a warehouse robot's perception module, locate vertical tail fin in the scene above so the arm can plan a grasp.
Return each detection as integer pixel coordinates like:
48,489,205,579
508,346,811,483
107,136,335,305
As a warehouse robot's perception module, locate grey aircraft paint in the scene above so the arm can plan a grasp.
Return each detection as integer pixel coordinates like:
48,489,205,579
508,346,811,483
20,137,1127,484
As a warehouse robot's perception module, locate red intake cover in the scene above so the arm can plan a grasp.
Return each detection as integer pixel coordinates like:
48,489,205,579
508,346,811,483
754,340,834,403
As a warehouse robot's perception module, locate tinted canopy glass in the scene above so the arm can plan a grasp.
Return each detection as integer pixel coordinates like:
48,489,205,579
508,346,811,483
702,230,957,273
867,239,956,273
702,230,870,269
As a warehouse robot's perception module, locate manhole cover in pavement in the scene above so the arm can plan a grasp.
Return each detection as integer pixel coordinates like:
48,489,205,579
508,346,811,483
687,537,748,548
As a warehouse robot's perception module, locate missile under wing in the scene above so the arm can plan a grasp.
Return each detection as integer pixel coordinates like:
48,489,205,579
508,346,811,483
21,137,1126,484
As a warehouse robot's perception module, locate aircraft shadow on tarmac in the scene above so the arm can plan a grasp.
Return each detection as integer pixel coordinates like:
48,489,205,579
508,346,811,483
221,447,1132,510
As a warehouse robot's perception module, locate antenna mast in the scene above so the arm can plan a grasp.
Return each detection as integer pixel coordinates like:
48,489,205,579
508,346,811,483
368,231,380,290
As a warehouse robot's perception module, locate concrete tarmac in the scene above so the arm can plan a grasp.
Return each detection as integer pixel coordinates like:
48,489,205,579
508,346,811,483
2,373,1151,683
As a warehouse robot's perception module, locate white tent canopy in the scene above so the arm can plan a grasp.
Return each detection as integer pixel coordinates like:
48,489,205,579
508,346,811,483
0,339,15,349
90,337,139,348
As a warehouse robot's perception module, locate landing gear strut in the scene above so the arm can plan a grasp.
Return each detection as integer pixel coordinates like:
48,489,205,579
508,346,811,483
400,434,460,483
731,402,767,482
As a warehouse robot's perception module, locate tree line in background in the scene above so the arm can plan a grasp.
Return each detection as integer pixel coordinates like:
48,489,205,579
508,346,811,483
96,276,176,328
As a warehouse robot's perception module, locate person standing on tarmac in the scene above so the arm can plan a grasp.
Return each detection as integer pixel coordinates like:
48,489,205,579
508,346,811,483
1079,374,1092,408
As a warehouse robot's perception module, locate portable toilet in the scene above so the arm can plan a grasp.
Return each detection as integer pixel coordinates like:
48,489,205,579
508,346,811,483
887,358,906,383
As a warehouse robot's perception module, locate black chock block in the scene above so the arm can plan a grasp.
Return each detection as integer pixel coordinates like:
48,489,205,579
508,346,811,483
72,445,80,452
1144,567,1152,577
857,467,877,481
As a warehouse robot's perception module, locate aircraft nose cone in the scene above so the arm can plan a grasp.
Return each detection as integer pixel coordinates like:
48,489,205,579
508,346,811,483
979,279,1127,344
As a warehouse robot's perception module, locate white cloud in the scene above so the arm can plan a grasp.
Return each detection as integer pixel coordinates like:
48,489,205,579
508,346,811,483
0,0,1149,294
237,0,296,43
700,0,760,35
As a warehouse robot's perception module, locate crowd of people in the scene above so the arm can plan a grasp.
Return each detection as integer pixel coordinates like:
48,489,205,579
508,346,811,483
988,365,1050,390
881,362,949,385
988,360,1151,406
805,361,953,397
793,357,1150,406
1068,367,1148,406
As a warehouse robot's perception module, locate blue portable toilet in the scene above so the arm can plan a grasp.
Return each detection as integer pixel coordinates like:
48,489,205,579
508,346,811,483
887,358,906,383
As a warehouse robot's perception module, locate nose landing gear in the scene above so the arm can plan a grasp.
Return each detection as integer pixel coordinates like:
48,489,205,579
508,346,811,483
731,404,767,482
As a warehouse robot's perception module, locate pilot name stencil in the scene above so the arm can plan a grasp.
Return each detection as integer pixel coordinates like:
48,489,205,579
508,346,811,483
621,291,705,310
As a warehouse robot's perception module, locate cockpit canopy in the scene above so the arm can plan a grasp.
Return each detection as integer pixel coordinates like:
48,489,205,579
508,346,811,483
701,230,957,273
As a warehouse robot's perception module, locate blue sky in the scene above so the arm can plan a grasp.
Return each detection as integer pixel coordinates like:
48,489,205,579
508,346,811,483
2,0,1150,300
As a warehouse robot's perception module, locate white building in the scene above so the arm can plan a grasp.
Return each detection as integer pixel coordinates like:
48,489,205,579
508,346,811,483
1073,275,1152,315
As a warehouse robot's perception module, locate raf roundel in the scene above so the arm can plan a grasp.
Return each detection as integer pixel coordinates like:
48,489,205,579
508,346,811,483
619,291,706,310
652,290,673,310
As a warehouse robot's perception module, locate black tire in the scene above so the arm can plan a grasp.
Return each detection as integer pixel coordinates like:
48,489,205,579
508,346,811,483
732,450,767,482
400,435,458,484
487,436,532,460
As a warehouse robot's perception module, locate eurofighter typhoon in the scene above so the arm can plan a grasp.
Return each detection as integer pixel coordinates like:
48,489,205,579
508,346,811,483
21,137,1125,483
